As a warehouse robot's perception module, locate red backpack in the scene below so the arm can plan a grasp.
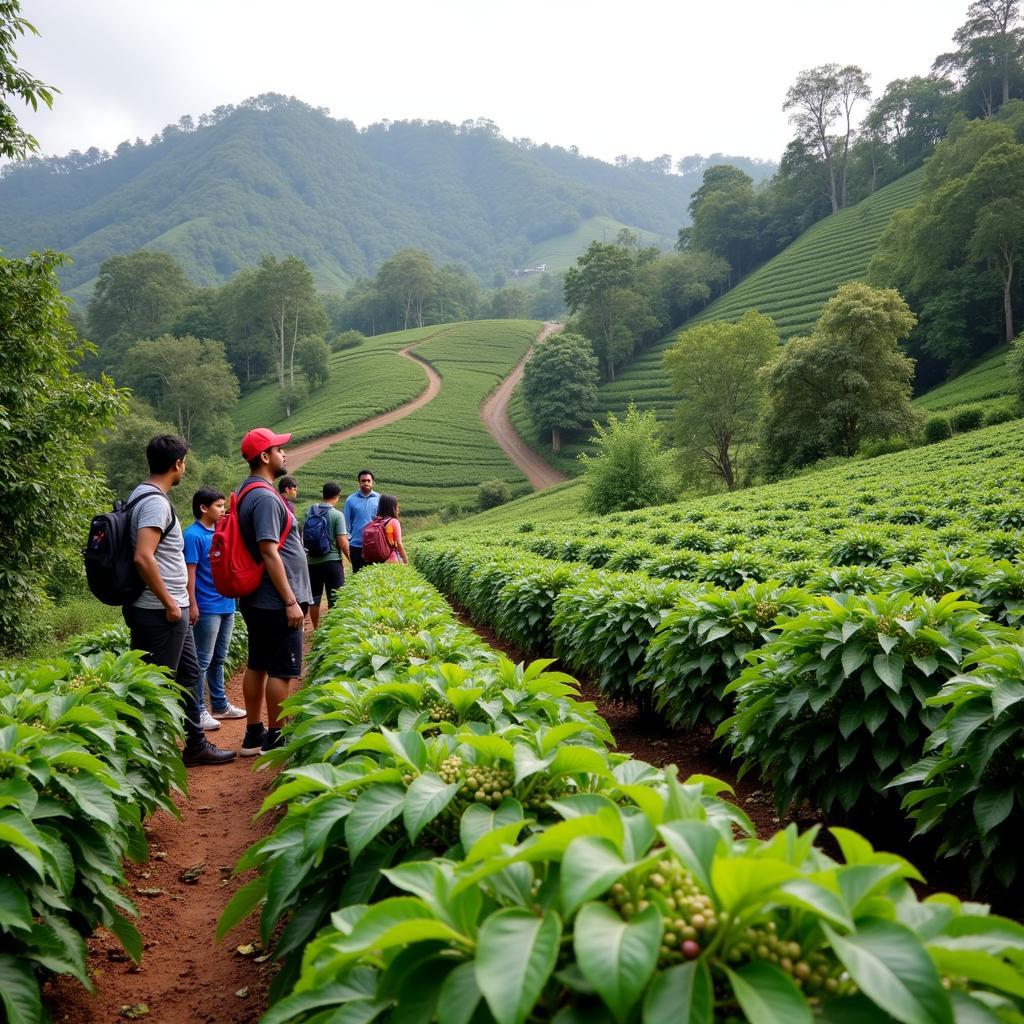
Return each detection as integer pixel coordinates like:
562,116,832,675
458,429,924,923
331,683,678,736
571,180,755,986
360,517,396,564
210,481,293,597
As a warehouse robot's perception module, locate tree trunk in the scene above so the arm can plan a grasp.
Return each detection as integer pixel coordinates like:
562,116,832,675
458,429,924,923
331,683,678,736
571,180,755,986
289,308,299,385
1004,268,1015,343
551,427,561,452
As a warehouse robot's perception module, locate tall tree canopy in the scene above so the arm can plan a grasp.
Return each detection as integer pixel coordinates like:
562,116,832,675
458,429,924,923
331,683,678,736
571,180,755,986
0,0,56,159
521,331,600,452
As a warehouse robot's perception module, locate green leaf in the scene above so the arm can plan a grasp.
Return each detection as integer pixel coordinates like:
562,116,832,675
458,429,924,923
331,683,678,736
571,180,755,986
574,902,662,1024
381,728,427,772
459,798,524,854
475,909,561,1024
711,857,798,915
107,911,143,963
402,774,460,843
346,784,407,862
775,879,854,931
459,734,515,761
0,876,32,933
873,653,905,692
947,991,1002,1024
656,821,720,896
216,876,268,942
561,837,633,917
929,948,1024,998
642,961,712,1024
724,961,812,1024
0,953,43,1024
823,919,953,1024
549,745,608,778
435,961,482,1024
973,787,1014,833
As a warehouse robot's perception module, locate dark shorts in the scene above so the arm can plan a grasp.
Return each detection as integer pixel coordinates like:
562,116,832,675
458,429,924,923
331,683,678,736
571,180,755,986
349,546,365,573
308,559,344,607
240,604,305,680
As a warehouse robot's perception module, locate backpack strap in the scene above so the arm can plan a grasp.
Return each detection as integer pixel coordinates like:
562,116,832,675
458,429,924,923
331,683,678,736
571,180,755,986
125,485,177,539
235,481,293,548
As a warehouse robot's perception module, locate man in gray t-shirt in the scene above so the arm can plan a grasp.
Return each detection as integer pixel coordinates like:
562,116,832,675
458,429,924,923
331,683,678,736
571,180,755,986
123,435,236,767
235,427,312,757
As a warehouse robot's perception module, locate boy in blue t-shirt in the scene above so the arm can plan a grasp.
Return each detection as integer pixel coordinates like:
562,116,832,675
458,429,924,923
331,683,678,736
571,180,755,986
183,487,245,729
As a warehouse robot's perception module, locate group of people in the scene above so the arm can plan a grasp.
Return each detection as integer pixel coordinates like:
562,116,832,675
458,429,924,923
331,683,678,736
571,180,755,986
122,427,407,767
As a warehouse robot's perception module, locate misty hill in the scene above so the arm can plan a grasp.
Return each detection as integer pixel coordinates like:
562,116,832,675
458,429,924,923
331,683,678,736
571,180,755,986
0,95,774,297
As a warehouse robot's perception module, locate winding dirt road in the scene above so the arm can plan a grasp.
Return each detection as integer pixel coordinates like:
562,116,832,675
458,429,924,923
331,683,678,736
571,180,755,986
480,321,567,491
286,342,442,472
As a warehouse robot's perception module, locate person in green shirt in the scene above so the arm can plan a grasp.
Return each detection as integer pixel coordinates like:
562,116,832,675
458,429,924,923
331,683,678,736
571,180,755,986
304,481,350,629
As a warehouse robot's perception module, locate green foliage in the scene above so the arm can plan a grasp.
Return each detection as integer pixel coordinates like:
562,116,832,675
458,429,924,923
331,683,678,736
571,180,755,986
330,329,364,351
667,311,779,490
0,251,125,654
923,414,953,444
0,648,185,1017
896,643,1024,890
1007,332,1024,406
759,283,919,475
296,335,330,391
478,479,512,511
720,592,1008,820
580,404,676,514
521,331,599,451
949,405,985,433
0,0,56,160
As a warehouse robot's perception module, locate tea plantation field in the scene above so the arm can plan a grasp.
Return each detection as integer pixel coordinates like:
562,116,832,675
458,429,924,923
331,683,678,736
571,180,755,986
293,320,539,515
914,348,1014,414
230,324,449,444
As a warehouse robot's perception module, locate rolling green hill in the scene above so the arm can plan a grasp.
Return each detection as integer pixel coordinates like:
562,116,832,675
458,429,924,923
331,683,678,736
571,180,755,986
292,320,540,515
524,215,674,276
914,348,1015,414
509,168,927,472
0,95,770,299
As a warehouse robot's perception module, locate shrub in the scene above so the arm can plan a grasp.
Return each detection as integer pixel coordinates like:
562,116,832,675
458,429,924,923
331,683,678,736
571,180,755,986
949,405,984,434
923,414,952,444
984,402,1018,426
858,436,911,459
478,478,512,510
330,329,365,351
720,592,1008,821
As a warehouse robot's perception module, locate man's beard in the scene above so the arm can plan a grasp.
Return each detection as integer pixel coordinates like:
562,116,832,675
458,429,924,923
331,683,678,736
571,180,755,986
273,464,288,479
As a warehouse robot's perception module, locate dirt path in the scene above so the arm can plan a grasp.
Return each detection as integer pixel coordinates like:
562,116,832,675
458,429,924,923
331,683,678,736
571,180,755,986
46,670,279,1024
479,322,568,491
286,342,443,472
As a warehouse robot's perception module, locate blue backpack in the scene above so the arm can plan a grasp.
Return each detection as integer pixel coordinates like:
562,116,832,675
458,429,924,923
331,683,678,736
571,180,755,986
303,504,333,557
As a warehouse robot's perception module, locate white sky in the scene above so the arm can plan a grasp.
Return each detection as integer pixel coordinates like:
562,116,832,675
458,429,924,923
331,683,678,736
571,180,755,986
13,0,968,165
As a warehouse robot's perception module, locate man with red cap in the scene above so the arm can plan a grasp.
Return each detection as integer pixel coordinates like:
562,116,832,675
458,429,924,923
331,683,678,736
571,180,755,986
235,428,312,755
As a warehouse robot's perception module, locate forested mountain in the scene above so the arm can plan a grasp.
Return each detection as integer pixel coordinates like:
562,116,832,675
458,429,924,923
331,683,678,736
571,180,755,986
0,95,773,296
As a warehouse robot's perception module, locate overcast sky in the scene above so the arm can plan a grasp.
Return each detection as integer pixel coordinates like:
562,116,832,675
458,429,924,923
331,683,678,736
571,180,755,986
13,0,968,166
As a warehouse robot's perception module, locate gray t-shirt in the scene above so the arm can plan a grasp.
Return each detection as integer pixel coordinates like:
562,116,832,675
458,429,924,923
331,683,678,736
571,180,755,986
128,484,188,610
237,476,313,610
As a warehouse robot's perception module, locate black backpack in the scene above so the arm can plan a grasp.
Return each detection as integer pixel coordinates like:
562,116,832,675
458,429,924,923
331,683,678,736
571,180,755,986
83,486,177,605
303,504,334,557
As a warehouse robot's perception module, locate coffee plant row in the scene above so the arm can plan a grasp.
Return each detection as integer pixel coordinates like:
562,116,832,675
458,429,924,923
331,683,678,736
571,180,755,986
0,637,188,1024
223,565,1024,1023
412,541,1024,892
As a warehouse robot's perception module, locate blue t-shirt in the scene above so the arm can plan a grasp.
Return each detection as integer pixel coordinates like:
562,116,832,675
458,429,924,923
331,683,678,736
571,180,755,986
344,490,380,546
183,521,236,616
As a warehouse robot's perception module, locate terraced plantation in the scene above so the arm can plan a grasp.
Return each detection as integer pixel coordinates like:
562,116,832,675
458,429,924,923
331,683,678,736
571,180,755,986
293,320,539,515
914,348,1014,414
230,325,446,443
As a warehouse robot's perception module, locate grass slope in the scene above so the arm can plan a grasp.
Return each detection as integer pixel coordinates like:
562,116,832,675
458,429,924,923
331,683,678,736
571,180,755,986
914,349,1015,414
525,216,674,275
231,325,448,444
293,320,540,515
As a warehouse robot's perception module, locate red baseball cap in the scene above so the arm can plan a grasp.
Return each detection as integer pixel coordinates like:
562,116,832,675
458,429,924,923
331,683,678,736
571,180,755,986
240,427,292,461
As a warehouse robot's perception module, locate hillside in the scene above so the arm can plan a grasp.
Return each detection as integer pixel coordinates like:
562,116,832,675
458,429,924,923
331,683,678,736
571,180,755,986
914,348,1014,414
286,320,540,515
509,167,927,471
0,95,771,298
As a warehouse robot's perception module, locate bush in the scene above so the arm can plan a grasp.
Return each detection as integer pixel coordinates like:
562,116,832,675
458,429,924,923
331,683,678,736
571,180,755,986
477,478,512,510
579,403,676,514
923,414,952,444
858,436,910,459
984,402,1018,426
949,405,984,434
330,329,364,351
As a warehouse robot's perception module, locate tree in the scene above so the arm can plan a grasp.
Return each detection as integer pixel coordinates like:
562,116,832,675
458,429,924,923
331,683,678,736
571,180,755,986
217,267,275,385
935,0,1024,115
0,251,124,652
1,1,57,159
86,251,193,372
297,334,330,390
579,404,676,514
122,335,239,449
253,255,327,388
862,76,956,172
1005,330,1024,405
784,64,871,212
758,283,918,476
687,166,762,281
376,249,437,330
666,311,779,491
488,286,530,319
477,479,512,510
521,331,600,452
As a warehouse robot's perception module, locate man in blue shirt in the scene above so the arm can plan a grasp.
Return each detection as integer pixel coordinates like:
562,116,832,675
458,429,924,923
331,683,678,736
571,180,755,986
184,487,245,729
344,469,380,572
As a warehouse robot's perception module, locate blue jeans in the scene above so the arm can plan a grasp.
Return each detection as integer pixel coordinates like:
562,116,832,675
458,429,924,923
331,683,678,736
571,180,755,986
192,612,235,714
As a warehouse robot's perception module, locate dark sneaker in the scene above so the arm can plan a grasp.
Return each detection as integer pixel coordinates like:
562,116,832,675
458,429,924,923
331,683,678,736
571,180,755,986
182,741,237,767
261,728,284,752
240,722,267,757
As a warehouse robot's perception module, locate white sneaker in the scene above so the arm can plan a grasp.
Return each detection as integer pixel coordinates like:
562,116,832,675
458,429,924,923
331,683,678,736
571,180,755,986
212,702,246,720
200,710,221,731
